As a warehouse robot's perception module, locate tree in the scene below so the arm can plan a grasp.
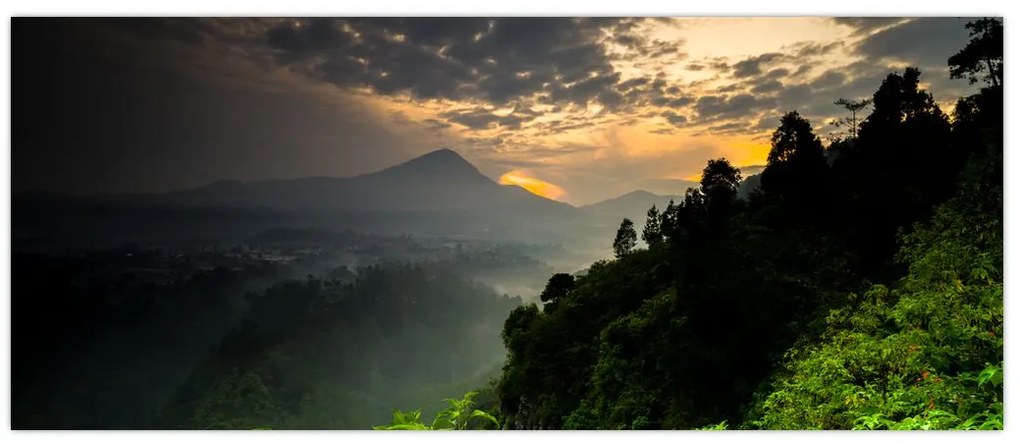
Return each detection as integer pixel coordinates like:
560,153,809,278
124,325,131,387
642,205,663,247
613,218,637,258
540,273,576,303
832,97,873,140
766,111,825,165
760,111,829,214
948,18,1003,87
659,199,678,241
700,158,742,205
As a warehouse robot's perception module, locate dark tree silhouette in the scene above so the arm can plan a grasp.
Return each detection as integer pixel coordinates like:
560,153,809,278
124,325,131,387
700,158,742,205
948,18,1003,87
759,111,829,217
659,199,677,241
642,205,663,247
540,273,576,304
832,98,873,140
613,218,637,258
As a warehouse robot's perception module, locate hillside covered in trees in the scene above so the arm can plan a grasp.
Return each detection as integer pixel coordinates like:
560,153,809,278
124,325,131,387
156,263,521,429
384,17,1004,431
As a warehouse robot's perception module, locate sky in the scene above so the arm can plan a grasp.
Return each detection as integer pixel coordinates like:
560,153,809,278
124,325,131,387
13,17,983,205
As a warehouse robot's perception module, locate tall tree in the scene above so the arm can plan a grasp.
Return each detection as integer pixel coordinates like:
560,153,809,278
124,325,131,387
642,205,663,247
613,218,637,258
759,111,829,218
948,18,1003,87
832,97,873,140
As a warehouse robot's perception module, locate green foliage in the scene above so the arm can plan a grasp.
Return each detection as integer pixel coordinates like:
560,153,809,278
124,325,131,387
374,409,430,430
190,370,281,429
374,391,501,430
751,197,1002,430
698,420,729,430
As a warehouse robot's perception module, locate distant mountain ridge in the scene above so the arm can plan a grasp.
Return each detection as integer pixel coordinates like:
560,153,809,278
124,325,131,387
13,149,597,248
146,148,574,216
579,189,683,220
13,149,757,250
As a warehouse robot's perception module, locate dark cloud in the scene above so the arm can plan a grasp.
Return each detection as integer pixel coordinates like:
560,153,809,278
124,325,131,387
266,18,354,55
809,70,847,90
762,68,791,80
644,39,686,59
609,34,686,63
695,94,777,122
751,79,784,94
620,75,692,111
266,18,629,106
423,118,452,130
789,41,844,57
661,111,688,127
852,17,972,71
618,76,651,91
707,122,749,135
731,52,785,78
547,72,622,108
440,107,527,130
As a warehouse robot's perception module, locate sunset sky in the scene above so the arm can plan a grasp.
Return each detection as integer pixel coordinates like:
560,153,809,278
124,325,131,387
15,17,981,205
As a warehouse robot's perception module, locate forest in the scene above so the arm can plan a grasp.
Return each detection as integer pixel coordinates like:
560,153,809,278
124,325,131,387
381,17,1004,430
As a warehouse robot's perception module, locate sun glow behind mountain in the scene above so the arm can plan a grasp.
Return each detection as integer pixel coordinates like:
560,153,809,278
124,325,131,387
499,170,567,201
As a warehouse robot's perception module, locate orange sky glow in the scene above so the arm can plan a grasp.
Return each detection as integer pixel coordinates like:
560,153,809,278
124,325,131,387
499,170,568,200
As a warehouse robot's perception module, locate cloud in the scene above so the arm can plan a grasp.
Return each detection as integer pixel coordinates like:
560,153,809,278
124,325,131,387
808,70,847,90
694,94,777,122
751,79,784,94
852,18,971,71
441,107,530,130
731,52,785,78
661,111,688,127
265,18,628,105
707,122,750,135
832,17,910,36
788,41,844,57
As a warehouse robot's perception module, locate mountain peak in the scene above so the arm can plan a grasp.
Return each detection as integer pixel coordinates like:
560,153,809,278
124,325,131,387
372,148,485,180
408,148,472,167
618,189,657,199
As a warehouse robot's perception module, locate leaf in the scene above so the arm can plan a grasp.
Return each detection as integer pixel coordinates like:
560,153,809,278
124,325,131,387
470,409,501,429
977,364,1002,387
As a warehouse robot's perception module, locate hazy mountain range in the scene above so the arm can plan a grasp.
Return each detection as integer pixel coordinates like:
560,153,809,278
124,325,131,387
13,149,738,251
